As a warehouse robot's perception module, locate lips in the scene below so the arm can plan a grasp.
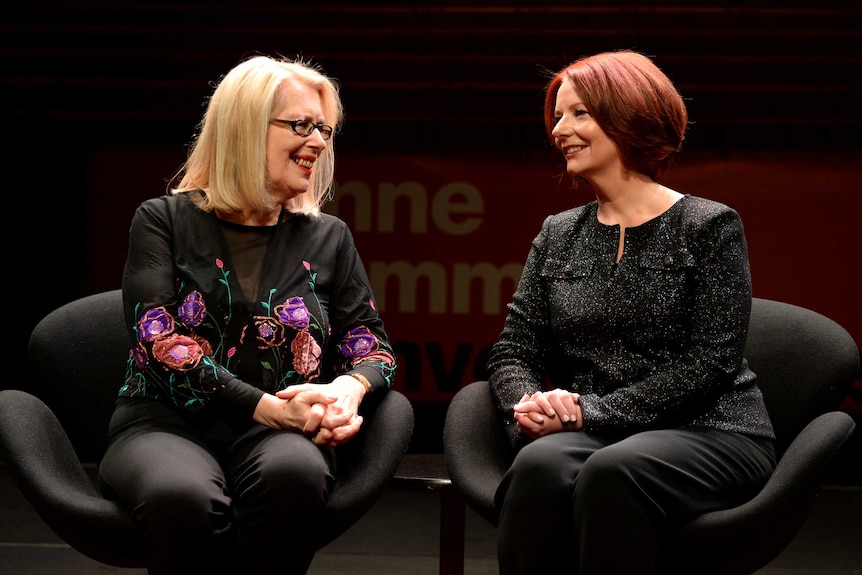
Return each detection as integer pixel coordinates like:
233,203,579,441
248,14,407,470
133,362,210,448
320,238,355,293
292,157,314,170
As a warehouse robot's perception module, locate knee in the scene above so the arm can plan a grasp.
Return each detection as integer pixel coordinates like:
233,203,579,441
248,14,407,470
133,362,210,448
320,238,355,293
246,454,330,512
135,482,231,537
507,440,572,497
578,446,641,500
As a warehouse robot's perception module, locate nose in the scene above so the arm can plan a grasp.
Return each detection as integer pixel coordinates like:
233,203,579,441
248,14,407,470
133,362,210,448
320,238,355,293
312,126,331,140
308,130,327,148
551,117,571,138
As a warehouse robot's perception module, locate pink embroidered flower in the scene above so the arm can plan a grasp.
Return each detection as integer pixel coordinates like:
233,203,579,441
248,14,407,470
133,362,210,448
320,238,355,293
191,334,213,356
359,350,397,367
291,330,321,377
152,334,204,371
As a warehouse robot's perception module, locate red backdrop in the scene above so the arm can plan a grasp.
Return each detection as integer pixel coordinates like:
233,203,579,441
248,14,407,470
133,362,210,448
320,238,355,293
85,151,861,409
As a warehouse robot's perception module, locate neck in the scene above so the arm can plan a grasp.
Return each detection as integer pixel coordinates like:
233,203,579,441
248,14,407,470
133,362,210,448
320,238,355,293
216,205,284,227
594,179,681,228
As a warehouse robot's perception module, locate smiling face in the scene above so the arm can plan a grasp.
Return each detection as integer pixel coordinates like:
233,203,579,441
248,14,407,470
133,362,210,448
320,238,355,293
551,78,622,182
265,78,328,204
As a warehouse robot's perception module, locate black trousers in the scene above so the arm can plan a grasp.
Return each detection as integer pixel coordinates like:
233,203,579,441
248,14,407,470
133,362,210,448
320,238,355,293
99,398,336,575
495,428,775,575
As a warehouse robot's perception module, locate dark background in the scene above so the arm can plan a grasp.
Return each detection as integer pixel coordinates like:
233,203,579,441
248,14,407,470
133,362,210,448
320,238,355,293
3,1,860,480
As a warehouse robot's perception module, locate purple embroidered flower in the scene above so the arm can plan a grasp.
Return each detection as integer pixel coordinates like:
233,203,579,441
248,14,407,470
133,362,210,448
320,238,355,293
340,326,379,360
136,307,175,342
152,334,203,370
292,330,322,377
178,291,207,327
252,316,286,349
274,296,310,329
131,343,148,370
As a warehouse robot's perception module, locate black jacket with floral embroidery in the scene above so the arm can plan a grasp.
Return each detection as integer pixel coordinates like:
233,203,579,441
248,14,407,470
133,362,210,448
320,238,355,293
119,192,396,423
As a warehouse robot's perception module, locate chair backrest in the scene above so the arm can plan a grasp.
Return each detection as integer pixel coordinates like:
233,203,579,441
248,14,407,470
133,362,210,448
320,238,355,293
744,298,859,455
27,289,128,462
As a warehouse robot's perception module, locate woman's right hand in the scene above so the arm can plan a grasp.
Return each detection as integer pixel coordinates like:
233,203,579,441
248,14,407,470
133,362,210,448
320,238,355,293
513,389,582,438
252,391,337,435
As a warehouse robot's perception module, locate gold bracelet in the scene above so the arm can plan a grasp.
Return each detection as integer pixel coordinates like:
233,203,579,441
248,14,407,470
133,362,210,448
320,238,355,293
348,372,373,392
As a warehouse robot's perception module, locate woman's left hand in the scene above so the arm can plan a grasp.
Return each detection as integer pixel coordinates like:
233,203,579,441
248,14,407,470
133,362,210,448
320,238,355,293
276,375,367,447
513,389,581,439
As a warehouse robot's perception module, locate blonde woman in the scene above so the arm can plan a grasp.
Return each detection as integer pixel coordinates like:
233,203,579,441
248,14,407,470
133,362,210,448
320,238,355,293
99,55,396,575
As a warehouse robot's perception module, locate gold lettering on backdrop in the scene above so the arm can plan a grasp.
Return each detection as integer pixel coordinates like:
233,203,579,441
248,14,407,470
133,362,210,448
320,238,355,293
452,263,523,314
331,181,374,231
328,179,521,316
369,261,523,315
370,261,448,313
431,183,483,235
378,182,428,233
328,180,483,235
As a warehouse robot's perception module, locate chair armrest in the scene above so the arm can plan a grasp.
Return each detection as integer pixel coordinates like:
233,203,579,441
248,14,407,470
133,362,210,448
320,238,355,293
681,411,855,536
319,389,414,547
0,389,97,493
0,389,144,566
443,380,511,526
659,411,856,575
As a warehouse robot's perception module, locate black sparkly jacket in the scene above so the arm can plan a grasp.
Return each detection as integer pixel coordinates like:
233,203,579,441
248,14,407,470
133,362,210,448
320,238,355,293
488,195,775,448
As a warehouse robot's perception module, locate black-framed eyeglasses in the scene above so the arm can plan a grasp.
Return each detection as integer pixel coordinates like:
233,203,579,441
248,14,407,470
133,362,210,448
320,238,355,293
271,118,334,140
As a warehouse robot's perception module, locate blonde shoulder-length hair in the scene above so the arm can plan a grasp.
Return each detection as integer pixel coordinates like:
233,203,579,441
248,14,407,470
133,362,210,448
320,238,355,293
171,55,343,216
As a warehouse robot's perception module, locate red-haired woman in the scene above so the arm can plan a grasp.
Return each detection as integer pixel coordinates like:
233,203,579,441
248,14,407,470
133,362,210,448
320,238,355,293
488,51,775,575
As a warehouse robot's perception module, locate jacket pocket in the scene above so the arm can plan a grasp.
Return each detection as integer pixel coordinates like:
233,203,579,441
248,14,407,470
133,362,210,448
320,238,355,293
540,258,594,280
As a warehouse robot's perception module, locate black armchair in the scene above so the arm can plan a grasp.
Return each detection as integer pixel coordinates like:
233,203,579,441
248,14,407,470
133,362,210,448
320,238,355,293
443,298,858,575
0,289,414,567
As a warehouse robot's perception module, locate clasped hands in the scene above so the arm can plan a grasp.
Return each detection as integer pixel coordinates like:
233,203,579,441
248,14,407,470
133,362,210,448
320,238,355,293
514,388,583,439
253,375,367,448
